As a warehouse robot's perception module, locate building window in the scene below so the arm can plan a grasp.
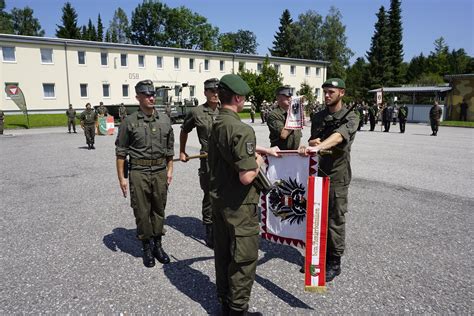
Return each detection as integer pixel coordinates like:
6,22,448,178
239,62,245,71
103,84,110,97
120,54,127,67
80,84,88,97
220,60,224,71
189,58,195,70
305,66,310,76
274,63,280,73
290,65,296,75
138,55,145,68
257,63,263,72
122,84,129,97
40,48,53,64
1,46,16,62
43,83,55,98
174,85,180,97
190,85,195,97
315,88,320,98
101,52,108,66
157,56,163,69
204,59,210,71
174,57,180,69
78,51,86,65
316,67,321,76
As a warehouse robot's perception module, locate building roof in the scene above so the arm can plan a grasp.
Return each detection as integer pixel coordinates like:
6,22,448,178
0,33,330,66
444,74,474,80
368,86,452,93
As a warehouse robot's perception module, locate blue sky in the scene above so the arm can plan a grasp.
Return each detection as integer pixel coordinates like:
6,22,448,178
7,0,474,64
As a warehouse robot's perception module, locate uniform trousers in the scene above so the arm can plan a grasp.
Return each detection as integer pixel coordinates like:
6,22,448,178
68,118,76,132
84,124,96,145
129,168,168,240
327,184,349,258
199,158,212,225
213,203,259,312
430,119,440,134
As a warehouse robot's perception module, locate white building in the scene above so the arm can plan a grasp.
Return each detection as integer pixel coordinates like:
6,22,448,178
0,34,328,113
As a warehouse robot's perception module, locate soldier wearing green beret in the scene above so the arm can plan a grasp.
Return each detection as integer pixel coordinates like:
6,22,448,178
79,102,98,149
179,78,220,248
115,80,174,268
267,85,302,150
209,74,276,316
299,78,358,282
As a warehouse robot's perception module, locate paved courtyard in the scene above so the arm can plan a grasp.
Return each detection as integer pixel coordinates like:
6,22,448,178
0,120,472,314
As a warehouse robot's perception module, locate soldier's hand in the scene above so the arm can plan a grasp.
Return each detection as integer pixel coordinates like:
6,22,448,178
179,152,189,162
255,153,265,168
298,145,308,157
267,146,280,157
167,174,173,185
119,178,128,198
306,146,320,154
308,138,321,146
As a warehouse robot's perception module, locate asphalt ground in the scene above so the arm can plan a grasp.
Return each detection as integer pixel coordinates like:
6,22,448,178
0,120,472,314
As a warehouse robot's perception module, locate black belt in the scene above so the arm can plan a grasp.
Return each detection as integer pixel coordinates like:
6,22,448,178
130,158,165,166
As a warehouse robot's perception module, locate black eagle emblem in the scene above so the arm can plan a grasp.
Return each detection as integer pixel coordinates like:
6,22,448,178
267,177,306,225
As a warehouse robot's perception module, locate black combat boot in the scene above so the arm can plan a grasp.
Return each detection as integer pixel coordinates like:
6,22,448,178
153,236,170,264
90,144,96,149
229,309,263,316
325,256,341,282
87,143,91,150
205,224,214,249
142,240,155,268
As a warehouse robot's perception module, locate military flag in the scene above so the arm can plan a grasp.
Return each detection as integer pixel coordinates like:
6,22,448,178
284,97,304,129
5,84,29,127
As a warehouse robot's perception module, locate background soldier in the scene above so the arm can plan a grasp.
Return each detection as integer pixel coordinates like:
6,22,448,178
0,108,4,135
97,101,108,116
115,80,174,268
429,101,442,136
267,85,302,150
382,105,393,132
79,103,98,150
368,103,377,131
459,99,468,121
66,104,77,133
300,78,358,282
118,103,127,122
250,104,256,123
398,103,408,133
209,74,275,316
179,78,220,248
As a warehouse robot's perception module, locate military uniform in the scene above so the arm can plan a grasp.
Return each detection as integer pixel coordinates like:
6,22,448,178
267,106,302,150
398,104,408,133
66,105,77,133
209,74,260,315
97,103,108,116
368,105,377,131
181,102,219,225
250,104,256,123
382,106,393,132
118,104,128,122
79,106,98,149
0,110,4,135
429,103,442,136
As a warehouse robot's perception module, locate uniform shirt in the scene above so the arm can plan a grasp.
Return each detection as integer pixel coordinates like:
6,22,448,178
398,105,408,120
115,110,174,172
209,108,259,208
309,107,358,185
267,106,302,150
118,106,127,118
66,108,76,119
97,105,108,115
79,109,98,125
181,102,219,153
429,105,442,120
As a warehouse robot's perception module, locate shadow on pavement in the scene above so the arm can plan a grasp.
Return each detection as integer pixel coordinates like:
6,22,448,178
166,215,207,247
102,227,141,258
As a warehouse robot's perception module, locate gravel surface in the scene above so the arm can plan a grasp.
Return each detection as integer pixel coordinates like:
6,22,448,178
1,121,472,314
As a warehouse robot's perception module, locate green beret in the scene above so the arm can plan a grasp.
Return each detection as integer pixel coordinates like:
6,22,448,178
204,78,219,89
322,78,346,89
276,85,293,96
135,80,155,95
219,74,251,96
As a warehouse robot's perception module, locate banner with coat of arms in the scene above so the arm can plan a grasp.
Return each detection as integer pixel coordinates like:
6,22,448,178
284,97,304,129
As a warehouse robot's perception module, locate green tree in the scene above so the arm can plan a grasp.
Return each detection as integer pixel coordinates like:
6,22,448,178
85,18,97,41
447,48,474,74
321,6,353,78
269,9,295,57
345,57,369,102
366,6,391,88
239,57,283,111
218,30,257,54
108,7,130,43
130,0,168,46
0,0,13,33
405,53,426,83
56,2,81,39
97,14,103,41
297,81,316,114
104,29,111,42
11,6,44,36
387,0,404,85
291,10,324,60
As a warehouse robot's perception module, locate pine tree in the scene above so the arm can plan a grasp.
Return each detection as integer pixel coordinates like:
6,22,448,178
387,0,404,85
87,18,97,41
366,6,391,88
11,6,45,36
56,2,81,39
97,14,103,41
269,9,294,57
104,30,111,42
0,0,13,33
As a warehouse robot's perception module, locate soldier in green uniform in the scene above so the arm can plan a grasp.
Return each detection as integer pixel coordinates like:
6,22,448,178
66,104,77,133
80,103,98,150
429,101,442,136
368,103,377,131
209,74,275,316
115,80,174,268
0,109,4,135
398,104,408,133
267,86,302,150
299,78,358,283
97,101,108,116
249,104,255,123
179,78,220,248
118,103,127,122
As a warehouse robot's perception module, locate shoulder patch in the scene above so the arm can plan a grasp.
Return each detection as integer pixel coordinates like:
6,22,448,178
246,142,255,155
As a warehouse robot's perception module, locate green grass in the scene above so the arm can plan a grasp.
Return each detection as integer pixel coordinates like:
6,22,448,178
440,120,474,128
4,114,70,129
